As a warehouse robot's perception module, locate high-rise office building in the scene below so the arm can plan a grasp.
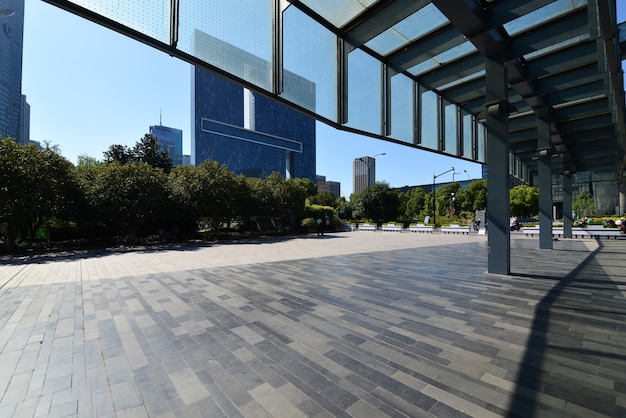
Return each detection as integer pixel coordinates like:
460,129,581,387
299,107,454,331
0,0,25,143
19,94,29,145
149,123,183,166
316,175,341,199
192,66,316,181
353,156,377,195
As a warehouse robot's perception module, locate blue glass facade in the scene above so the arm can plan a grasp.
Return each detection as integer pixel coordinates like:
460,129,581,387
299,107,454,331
192,67,316,182
0,0,24,143
149,124,183,166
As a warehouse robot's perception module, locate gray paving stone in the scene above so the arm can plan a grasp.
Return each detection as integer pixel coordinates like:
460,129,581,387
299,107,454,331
1,233,625,417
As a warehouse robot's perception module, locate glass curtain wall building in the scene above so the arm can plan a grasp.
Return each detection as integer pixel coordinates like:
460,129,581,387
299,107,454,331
192,67,316,181
0,0,24,143
149,124,183,166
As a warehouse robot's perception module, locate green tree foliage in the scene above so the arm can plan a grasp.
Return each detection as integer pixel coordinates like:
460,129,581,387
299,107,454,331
308,191,336,207
335,197,355,221
461,179,487,212
353,182,400,225
291,177,317,197
169,161,238,239
434,182,461,219
573,190,595,218
0,139,78,248
88,162,168,242
104,134,173,173
510,185,539,217
404,187,426,221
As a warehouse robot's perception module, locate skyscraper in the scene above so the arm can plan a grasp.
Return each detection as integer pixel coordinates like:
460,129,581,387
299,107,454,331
149,123,183,166
0,0,25,143
353,156,377,195
192,66,316,182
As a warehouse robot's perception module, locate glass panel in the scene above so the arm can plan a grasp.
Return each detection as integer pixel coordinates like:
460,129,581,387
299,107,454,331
462,113,473,159
409,41,476,77
282,6,338,121
178,0,273,91
297,0,377,28
365,4,448,55
420,90,438,150
444,103,457,155
477,122,486,163
346,48,381,134
504,0,586,36
69,0,169,43
439,69,485,91
388,73,413,143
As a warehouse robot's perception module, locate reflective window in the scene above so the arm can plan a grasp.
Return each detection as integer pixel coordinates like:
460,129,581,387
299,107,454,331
70,0,169,43
178,1,273,91
420,90,438,150
388,73,413,143
346,48,381,134
462,113,473,159
282,6,338,121
504,0,586,36
444,103,457,155
477,122,486,163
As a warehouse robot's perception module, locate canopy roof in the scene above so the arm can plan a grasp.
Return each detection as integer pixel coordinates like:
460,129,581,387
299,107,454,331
46,0,626,181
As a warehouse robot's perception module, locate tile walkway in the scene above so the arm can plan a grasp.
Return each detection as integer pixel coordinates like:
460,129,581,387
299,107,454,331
1,232,625,417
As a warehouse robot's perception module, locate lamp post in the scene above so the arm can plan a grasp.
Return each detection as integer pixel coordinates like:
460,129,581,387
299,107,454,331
432,167,454,228
463,169,471,181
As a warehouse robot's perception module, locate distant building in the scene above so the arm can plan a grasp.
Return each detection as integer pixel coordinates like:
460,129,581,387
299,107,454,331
317,180,341,199
19,94,29,145
192,66,316,181
0,0,25,143
182,155,191,166
353,156,377,194
149,124,183,166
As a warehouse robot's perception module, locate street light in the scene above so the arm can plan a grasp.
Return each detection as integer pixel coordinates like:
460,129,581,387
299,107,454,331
432,167,454,228
0,9,15,17
463,169,471,181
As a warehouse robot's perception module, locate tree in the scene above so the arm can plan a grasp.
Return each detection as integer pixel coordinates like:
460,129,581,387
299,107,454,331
0,138,78,248
134,134,173,173
353,182,400,225
89,162,168,242
404,187,427,221
308,191,336,207
461,179,488,212
573,190,595,218
104,134,172,173
510,185,539,217
291,177,317,197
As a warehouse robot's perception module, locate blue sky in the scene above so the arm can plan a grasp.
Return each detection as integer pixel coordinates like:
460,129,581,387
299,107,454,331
21,1,626,197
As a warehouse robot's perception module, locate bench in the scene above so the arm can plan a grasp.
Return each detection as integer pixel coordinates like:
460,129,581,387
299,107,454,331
408,224,434,233
382,224,403,232
522,226,622,239
358,224,377,232
440,224,471,234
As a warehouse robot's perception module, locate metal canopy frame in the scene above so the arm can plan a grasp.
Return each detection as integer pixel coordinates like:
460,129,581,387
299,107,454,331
44,0,625,179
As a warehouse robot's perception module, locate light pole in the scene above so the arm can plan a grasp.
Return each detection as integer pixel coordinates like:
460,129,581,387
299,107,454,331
463,169,471,181
432,167,454,228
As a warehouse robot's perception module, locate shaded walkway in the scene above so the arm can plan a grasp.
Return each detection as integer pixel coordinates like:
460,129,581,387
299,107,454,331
0,233,625,417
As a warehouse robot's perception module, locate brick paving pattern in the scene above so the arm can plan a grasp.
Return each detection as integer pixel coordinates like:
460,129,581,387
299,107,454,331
1,232,625,417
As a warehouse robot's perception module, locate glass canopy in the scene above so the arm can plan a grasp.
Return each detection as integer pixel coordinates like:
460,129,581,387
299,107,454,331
43,0,626,183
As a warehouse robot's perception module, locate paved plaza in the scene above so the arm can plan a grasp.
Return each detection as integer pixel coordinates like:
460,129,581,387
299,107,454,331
0,232,625,417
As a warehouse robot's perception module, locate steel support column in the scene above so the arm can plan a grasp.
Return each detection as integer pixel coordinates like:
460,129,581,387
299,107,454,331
486,54,510,275
563,172,573,238
537,118,553,249
620,177,626,215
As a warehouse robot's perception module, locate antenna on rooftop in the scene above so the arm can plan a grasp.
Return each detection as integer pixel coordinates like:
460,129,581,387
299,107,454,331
159,108,162,126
